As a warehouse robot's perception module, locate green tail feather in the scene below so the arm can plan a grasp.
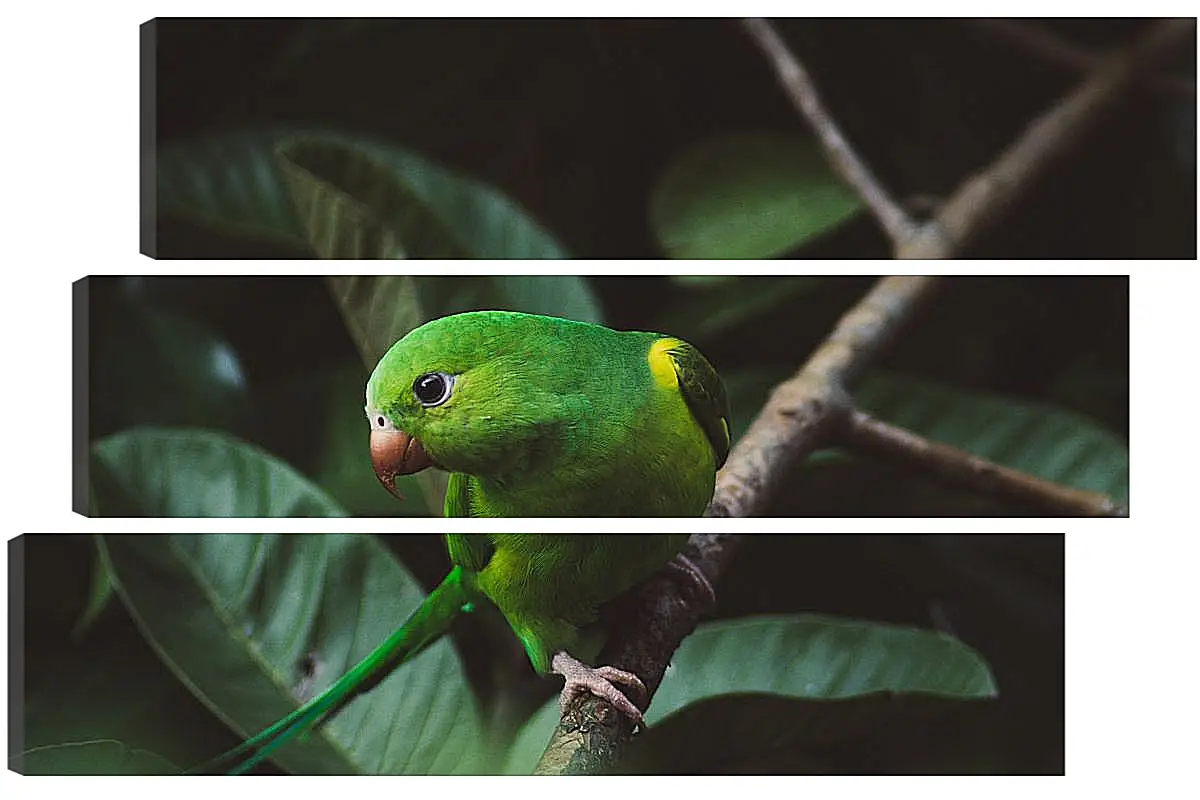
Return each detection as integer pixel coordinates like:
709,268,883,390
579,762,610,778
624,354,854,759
192,566,473,775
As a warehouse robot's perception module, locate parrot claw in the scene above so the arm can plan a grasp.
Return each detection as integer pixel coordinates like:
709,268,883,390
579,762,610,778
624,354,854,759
551,651,647,731
666,553,716,610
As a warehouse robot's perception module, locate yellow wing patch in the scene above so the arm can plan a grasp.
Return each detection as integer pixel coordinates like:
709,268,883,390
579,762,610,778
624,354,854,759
647,337,682,389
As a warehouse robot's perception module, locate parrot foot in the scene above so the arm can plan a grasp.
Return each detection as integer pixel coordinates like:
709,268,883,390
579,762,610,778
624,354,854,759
551,651,646,730
666,553,716,610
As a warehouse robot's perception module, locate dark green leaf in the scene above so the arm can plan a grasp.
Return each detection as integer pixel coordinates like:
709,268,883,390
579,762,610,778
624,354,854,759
650,131,862,258
278,139,457,258
504,614,995,774
12,741,181,775
653,615,995,711
88,427,347,517
326,275,424,368
155,130,567,257
100,534,490,775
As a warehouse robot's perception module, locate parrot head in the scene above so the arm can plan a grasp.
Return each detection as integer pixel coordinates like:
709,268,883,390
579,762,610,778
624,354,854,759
364,311,582,499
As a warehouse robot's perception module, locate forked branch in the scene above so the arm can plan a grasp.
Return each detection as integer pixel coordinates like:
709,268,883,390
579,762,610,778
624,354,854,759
536,21,1162,768
740,17,1196,258
536,271,1125,773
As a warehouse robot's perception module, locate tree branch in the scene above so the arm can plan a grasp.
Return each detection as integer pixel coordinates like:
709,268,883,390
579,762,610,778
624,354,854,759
739,17,918,246
533,534,746,775
842,410,1127,517
740,17,1196,258
901,17,1196,258
968,18,1196,99
707,275,939,517
532,266,1127,771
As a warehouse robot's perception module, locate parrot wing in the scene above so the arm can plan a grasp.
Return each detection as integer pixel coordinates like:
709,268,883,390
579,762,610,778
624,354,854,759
663,340,732,468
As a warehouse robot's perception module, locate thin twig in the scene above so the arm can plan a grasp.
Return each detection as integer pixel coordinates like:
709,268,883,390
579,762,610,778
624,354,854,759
740,17,1195,258
969,18,1196,99
740,18,918,246
707,275,940,517
843,410,1127,517
901,17,1197,258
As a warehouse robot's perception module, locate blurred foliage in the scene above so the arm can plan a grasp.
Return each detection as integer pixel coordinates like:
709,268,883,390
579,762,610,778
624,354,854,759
85,275,1127,517
96,534,488,775
13,534,1061,774
154,130,567,259
649,132,863,258
12,742,181,776
148,19,1194,258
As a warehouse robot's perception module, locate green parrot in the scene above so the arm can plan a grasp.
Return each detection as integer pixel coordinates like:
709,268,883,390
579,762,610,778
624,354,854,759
364,310,731,516
206,312,729,774
211,534,710,774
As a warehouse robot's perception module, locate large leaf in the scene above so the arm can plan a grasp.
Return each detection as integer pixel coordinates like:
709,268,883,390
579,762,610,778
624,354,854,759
155,130,567,257
99,534,489,775
88,427,347,517
278,139,458,258
325,275,425,368
650,131,863,258
503,614,996,774
12,741,180,776
856,373,1129,505
654,615,995,711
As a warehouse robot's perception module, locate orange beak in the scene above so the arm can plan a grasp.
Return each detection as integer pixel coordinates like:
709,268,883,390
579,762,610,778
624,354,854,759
370,429,434,500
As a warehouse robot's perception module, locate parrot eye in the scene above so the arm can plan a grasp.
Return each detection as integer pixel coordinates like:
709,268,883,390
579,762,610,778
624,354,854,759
413,372,454,407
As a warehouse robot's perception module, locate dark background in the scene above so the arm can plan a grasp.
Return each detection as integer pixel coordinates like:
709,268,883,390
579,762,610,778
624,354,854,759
15,533,1065,773
150,18,1196,259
